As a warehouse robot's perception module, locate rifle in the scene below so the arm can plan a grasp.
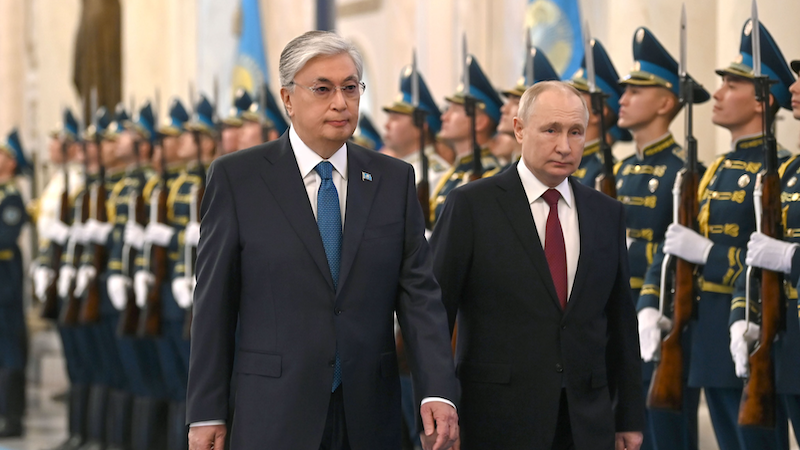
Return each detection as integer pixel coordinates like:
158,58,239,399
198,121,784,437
138,184,168,337
410,50,431,229
40,139,71,320
582,20,616,198
117,139,146,336
647,4,699,411
182,184,204,339
461,35,483,183
739,0,783,428
79,88,106,324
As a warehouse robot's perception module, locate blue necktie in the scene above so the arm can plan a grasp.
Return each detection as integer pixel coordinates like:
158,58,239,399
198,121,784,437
315,161,342,391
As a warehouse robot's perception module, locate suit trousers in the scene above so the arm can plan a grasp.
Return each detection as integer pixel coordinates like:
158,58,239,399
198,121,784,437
552,389,574,450
320,387,351,450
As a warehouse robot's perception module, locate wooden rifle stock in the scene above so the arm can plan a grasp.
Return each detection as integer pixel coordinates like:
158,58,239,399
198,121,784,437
182,185,204,340
59,192,90,325
138,186,168,337
79,182,107,324
117,191,146,336
591,90,616,198
41,188,71,320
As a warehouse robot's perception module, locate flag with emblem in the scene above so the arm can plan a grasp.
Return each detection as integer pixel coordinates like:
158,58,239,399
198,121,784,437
232,0,269,97
526,0,583,78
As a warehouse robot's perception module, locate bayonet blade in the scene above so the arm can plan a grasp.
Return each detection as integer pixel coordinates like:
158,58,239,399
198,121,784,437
751,0,761,77
525,27,534,87
583,20,596,93
90,87,98,128
680,4,687,78
411,49,420,108
462,33,470,95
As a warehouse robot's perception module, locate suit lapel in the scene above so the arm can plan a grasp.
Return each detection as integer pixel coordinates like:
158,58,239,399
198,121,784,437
259,135,335,291
338,145,378,294
495,166,561,309
564,178,595,315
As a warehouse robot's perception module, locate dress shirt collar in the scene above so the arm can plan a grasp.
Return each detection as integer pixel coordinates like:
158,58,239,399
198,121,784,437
290,126,348,180
516,161,573,208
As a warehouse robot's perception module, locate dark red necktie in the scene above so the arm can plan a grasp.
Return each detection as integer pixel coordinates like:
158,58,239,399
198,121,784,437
542,189,567,310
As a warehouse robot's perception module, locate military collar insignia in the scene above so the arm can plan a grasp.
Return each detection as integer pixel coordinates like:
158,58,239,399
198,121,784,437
731,133,764,152
583,140,600,157
641,133,676,157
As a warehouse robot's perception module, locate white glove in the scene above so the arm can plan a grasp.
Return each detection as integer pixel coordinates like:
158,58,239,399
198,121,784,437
33,266,55,301
125,223,146,250
144,222,174,247
74,265,96,298
746,232,798,275
637,307,673,362
44,219,71,246
107,274,131,311
626,236,634,249
663,223,713,265
69,223,86,244
172,277,193,309
134,271,154,308
184,222,201,247
89,219,114,245
57,266,77,299
730,320,761,378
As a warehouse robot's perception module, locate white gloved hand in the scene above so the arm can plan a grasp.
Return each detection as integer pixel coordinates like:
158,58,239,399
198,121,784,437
45,219,71,246
91,220,114,245
637,307,673,362
730,320,761,378
124,223,146,250
172,277,193,309
626,236,634,249
69,223,86,244
663,223,713,265
107,274,131,311
57,266,77,299
746,232,798,274
33,266,55,302
144,222,175,247
134,271,154,308
184,222,201,247
74,265,96,298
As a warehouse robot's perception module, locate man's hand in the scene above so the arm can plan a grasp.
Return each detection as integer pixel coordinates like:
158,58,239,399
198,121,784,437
663,223,713,265
188,424,226,450
615,431,643,450
419,401,458,450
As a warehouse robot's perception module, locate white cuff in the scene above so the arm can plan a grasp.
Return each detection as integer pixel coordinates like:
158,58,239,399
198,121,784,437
421,397,457,412
189,420,226,428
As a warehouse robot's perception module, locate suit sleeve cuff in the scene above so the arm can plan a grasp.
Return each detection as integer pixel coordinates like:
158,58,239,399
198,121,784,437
189,420,226,428
421,397,456,412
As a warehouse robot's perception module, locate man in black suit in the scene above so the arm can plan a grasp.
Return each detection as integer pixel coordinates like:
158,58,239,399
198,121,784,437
431,81,644,450
186,31,459,450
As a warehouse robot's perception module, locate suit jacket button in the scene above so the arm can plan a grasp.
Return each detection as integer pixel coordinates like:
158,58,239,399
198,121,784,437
335,308,342,315
555,363,563,373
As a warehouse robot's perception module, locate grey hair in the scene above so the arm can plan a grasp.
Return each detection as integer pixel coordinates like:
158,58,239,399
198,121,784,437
517,81,589,125
279,31,363,88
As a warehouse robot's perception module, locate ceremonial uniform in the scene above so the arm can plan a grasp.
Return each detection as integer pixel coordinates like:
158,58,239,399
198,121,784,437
350,114,383,150
572,140,603,187
617,27,710,450
0,130,29,438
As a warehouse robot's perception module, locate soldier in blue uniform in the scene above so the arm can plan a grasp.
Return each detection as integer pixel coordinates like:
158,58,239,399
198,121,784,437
495,47,560,168
0,130,29,438
431,55,503,227
220,89,250,154
614,27,710,450
238,86,287,150
658,20,795,450
737,58,800,447
565,38,632,188
350,114,383,150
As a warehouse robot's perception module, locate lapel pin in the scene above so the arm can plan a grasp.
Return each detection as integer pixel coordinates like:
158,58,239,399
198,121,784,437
362,171,373,182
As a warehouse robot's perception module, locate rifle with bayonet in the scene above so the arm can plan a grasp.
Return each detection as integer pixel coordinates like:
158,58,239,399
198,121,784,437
739,0,783,428
410,50,431,229
647,4,700,411
41,132,72,320
80,89,107,324
461,35,483,183
583,21,616,198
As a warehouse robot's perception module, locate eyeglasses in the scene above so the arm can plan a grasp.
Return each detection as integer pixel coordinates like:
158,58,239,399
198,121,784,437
289,81,366,100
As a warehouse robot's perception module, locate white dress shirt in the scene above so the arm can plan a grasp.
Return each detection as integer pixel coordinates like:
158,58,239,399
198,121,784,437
517,162,581,299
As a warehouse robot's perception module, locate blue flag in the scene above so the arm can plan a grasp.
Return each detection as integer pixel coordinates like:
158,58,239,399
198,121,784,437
232,0,269,96
526,0,583,78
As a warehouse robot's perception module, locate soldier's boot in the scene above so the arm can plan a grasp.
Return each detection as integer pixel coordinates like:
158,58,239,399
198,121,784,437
0,369,25,438
105,390,132,450
167,401,188,450
77,385,109,450
130,397,167,450
57,384,90,450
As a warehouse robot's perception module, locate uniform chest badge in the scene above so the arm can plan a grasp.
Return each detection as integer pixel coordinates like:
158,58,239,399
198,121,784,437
788,176,797,188
648,178,659,193
738,174,751,188
616,178,623,190
794,193,800,202
2,206,22,226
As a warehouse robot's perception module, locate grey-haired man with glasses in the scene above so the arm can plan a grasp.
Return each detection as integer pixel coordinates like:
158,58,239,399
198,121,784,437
186,31,459,450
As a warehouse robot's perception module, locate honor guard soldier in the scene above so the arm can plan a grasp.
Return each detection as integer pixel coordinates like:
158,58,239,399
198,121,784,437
496,47,560,167
220,89,249,154
351,114,383,150
566,39,632,188
238,86,287,150
615,27,710,450
382,65,450,190
657,20,794,450
431,55,503,227
0,130,30,438
740,58,800,448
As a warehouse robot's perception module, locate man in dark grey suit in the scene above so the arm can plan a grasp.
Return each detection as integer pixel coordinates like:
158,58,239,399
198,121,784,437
186,31,459,450
431,81,644,450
